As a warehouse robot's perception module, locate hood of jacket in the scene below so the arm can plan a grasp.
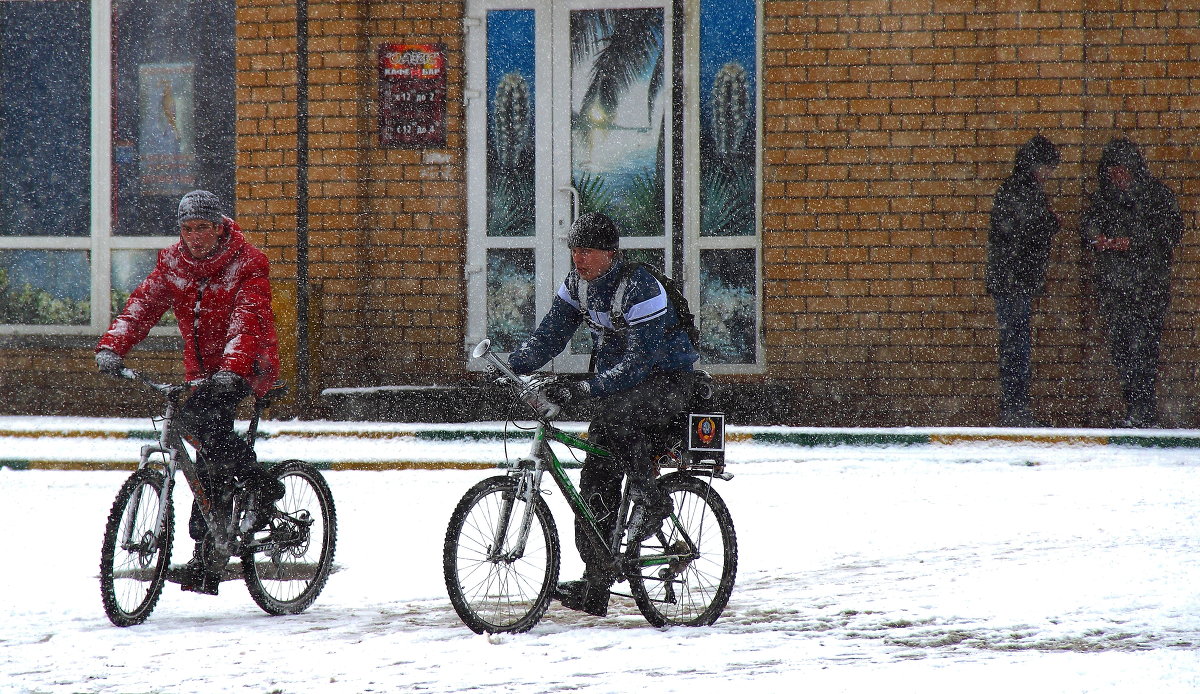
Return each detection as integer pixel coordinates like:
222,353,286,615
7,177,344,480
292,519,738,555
1012,135,1060,177
1097,138,1154,192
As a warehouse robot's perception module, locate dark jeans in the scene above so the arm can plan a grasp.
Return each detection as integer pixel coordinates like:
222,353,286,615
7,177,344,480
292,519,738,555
992,293,1034,413
1100,291,1169,421
577,370,695,585
175,380,268,541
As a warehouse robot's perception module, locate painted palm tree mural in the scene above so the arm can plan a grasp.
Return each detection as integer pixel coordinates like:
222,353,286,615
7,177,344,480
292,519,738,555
570,8,666,238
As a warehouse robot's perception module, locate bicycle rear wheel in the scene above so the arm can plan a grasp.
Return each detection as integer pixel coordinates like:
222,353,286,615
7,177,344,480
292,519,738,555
243,460,337,615
100,468,174,627
444,475,560,634
626,473,737,627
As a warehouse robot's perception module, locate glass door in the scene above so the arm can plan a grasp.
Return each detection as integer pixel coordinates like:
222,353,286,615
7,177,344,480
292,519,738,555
466,0,673,372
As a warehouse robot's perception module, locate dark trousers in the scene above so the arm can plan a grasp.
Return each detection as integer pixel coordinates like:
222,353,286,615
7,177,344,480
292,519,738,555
1100,292,1169,422
577,370,694,585
992,293,1034,413
176,381,262,541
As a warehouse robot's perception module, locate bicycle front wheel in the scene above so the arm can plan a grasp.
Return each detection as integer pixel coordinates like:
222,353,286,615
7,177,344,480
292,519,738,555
626,473,738,627
443,475,560,634
243,461,337,615
100,468,174,627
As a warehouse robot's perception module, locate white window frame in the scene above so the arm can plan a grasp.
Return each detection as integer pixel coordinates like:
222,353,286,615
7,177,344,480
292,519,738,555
0,0,178,337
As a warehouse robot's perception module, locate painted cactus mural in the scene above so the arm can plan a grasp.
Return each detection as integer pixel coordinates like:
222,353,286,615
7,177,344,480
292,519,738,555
711,62,749,162
699,0,758,363
492,72,531,171
486,10,536,238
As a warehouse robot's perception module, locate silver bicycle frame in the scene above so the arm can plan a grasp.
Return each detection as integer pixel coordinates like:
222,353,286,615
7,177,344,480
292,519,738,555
120,370,236,557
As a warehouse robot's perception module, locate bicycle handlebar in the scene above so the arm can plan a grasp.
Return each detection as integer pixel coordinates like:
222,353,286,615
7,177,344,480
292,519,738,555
471,339,561,421
108,367,194,400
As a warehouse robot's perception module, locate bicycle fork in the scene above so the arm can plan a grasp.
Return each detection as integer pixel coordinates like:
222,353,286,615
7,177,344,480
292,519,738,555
492,460,546,563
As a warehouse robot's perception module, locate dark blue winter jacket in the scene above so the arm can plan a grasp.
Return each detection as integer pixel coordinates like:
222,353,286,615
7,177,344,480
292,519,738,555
508,259,698,397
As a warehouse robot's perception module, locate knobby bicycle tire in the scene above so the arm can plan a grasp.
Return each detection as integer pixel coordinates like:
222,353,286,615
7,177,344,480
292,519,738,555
100,468,175,627
243,460,337,615
443,475,561,634
625,473,738,627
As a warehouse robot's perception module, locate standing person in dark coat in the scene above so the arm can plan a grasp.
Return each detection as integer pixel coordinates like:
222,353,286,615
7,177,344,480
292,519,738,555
1083,138,1184,427
986,135,1061,427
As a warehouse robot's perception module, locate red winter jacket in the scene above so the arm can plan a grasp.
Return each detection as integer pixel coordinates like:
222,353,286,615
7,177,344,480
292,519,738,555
97,220,281,398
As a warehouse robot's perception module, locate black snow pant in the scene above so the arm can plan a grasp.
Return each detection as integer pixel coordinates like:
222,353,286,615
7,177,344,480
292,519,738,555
176,381,276,541
576,370,695,586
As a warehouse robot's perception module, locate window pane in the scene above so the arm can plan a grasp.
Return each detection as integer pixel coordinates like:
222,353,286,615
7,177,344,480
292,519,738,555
487,9,536,238
486,249,535,352
699,249,756,363
571,9,666,239
0,250,90,325
0,1,90,237
111,249,175,324
699,0,756,237
112,0,235,236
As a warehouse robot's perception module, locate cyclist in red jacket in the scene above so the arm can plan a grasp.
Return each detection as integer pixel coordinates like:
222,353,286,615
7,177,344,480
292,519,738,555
95,190,283,595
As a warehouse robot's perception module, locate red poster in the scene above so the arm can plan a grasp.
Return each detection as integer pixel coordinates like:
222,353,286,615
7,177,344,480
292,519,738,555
378,44,447,148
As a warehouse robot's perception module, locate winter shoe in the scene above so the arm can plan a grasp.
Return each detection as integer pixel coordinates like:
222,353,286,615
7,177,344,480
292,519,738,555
554,579,610,617
179,539,222,596
628,495,673,544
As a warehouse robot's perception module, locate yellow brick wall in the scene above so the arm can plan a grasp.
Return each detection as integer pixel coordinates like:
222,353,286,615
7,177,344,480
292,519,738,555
763,0,1200,426
237,0,465,403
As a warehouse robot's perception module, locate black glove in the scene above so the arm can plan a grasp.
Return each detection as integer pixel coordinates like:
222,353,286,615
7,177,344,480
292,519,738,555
208,370,246,395
95,349,125,376
542,378,588,407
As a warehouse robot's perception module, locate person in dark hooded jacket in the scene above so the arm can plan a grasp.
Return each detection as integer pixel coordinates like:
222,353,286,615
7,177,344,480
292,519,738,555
986,135,1061,426
1082,138,1183,427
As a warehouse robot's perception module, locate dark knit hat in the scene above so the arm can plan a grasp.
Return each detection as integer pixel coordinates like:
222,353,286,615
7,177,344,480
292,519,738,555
567,212,620,251
177,190,224,226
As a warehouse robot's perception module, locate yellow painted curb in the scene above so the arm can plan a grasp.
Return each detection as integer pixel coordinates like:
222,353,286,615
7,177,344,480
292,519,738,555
0,430,131,440
930,433,1109,446
326,461,497,471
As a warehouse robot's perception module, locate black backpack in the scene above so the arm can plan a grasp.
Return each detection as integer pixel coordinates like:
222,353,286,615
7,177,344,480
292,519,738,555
613,261,701,348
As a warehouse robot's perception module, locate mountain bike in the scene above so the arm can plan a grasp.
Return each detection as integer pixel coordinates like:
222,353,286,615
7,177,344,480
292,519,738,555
443,339,737,633
99,368,337,626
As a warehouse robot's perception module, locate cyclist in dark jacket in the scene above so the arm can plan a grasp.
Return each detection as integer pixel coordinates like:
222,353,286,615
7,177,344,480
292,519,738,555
508,212,698,617
986,135,1061,426
1083,138,1184,427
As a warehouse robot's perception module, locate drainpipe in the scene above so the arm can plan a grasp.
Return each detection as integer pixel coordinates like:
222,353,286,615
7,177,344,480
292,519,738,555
296,0,311,411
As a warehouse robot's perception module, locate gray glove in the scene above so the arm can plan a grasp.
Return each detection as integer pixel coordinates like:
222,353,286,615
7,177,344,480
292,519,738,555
209,370,245,394
95,349,125,376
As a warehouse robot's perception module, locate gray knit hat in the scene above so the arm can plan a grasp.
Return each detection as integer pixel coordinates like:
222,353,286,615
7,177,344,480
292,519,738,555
176,190,224,226
567,212,620,251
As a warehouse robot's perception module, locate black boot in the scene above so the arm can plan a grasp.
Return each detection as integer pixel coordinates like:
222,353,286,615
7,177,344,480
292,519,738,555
628,486,674,544
554,579,611,617
179,538,222,596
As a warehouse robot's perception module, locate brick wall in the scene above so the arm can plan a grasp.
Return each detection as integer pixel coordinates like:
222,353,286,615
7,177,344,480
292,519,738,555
237,0,465,407
763,0,1200,426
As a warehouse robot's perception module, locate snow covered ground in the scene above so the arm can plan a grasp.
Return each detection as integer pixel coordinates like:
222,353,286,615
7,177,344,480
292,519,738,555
2,431,1199,693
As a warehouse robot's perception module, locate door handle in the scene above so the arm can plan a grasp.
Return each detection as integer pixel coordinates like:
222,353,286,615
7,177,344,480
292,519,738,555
557,185,579,233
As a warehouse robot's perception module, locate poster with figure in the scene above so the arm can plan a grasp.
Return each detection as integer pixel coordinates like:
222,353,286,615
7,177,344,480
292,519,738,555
138,63,196,195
